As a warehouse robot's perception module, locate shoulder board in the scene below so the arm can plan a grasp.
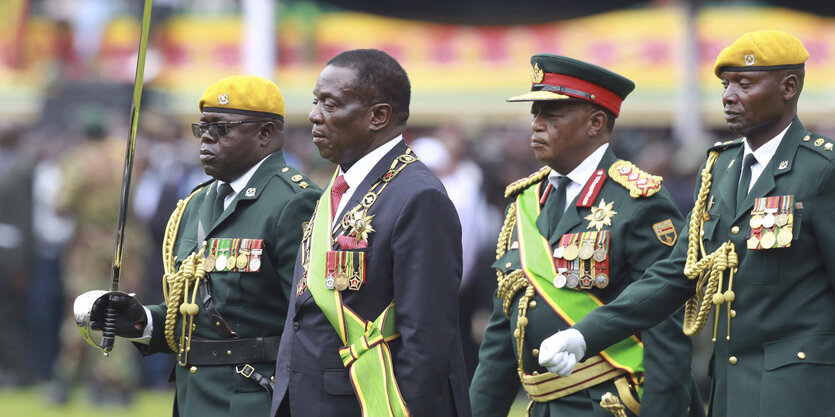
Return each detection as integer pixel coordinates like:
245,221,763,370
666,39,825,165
190,178,214,194
504,166,551,198
707,138,744,154
276,165,316,191
608,160,663,198
799,132,835,161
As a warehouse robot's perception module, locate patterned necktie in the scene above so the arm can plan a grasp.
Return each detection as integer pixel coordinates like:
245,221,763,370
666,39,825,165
331,175,349,220
213,182,234,223
736,153,757,210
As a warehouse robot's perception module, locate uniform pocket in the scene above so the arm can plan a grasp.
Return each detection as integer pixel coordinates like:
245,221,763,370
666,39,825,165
323,368,355,396
760,333,835,415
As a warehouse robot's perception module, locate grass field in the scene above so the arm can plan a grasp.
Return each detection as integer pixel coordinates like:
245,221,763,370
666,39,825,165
0,386,530,416
0,387,174,417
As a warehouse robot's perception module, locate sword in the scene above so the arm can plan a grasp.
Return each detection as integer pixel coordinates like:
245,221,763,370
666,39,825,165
100,0,154,356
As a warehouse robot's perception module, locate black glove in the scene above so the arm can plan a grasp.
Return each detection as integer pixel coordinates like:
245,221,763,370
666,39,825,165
90,293,147,339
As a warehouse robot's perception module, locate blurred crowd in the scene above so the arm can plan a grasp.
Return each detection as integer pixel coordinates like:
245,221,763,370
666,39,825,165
0,78,733,407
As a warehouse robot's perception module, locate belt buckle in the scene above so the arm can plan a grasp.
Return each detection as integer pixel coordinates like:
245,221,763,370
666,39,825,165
236,364,255,378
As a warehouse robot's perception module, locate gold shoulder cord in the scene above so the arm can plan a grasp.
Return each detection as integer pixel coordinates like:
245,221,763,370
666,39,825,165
682,151,739,341
161,187,208,359
495,197,536,381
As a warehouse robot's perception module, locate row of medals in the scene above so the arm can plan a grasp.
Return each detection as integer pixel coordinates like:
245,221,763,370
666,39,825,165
552,240,609,290
747,211,791,249
204,249,262,273
324,272,352,291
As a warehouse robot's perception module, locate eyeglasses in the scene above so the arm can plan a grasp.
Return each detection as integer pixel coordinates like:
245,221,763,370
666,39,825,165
191,119,269,139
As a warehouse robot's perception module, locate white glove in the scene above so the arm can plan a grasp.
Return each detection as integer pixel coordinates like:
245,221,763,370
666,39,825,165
538,328,586,377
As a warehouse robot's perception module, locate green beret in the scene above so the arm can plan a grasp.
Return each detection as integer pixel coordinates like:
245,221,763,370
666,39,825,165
714,30,809,77
507,54,635,117
199,75,285,120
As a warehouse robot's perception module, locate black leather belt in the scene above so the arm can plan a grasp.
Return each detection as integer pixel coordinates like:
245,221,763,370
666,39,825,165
185,336,280,366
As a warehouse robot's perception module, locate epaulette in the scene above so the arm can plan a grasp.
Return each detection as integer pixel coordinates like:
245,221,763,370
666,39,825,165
707,138,744,154
276,165,314,191
608,160,663,198
504,166,551,198
799,132,835,161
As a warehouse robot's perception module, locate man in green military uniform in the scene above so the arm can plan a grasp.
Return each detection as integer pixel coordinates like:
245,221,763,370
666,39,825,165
539,30,835,417
470,55,702,417
80,75,321,416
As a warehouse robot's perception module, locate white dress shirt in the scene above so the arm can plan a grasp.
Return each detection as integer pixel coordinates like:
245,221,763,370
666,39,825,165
546,143,609,213
739,123,790,193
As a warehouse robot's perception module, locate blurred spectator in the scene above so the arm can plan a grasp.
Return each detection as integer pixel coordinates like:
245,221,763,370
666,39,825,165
410,129,501,380
49,104,149,406
0,122,37,386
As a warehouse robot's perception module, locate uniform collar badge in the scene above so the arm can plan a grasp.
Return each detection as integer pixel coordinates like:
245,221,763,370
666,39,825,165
778,161,788,170
245,187,256,197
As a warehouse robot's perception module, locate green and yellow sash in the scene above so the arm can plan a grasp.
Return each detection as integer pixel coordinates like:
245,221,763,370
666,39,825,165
515,182,645,395
306,169,409,417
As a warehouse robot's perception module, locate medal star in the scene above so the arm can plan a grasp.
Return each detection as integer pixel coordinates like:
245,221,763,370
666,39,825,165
349,210,375,243
585,199,617,231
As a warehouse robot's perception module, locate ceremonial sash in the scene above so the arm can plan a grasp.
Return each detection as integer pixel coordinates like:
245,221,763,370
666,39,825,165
515,182,645,396
307,169,409,417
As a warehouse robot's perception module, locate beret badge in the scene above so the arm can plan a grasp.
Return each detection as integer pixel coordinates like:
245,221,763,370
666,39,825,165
218,94,229,105
744,54,755,66
531,62,544,84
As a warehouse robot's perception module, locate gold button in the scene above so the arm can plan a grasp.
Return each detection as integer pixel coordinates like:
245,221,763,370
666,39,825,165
270,376,275,382
803,135,811,142
281,167,290,172
215,321,222,327
190,366,198,374
730,309,736,318
529,300,537,309
192,323,197,331
505,262,512,269
797,351,806,360
731,226,740,234
227,350,232,356
728,356,738,365
532,348,540,357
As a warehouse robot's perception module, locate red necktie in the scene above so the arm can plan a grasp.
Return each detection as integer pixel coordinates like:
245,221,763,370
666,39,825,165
331,175,349,220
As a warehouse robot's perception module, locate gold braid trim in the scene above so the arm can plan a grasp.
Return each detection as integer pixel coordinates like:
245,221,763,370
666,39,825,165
494,200,538,382
505,166,551,198
161,188,207,354
682,152,739,341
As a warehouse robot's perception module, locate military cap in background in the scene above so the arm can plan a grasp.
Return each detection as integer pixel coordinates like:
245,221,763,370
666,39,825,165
198,75,285,120
713,30,809,77
507,54,635,117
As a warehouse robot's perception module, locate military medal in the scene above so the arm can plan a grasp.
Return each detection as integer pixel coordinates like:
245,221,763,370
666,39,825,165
563,234,580,261
236,249,249,270
584,199,616,231
760,229,776,249
215,240,229,271
579,273,594,289
749,214,763,230
249,248,262,272
776,227,793,247
747,236,760,250
593,248,607,263
762,211,775,228
334,272,349,291
325,251,337,289
595,273,609,288
553,271,567,289
578,232,595,260
776,195,792,228
324,274,335,290
775,213,789,227
566,272,579,289
552,245,564,259
226,239,239,271
204,240,217,272
762,197,779,229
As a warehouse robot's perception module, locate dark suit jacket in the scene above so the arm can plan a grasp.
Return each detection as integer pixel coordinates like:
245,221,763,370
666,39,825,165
270,140,472,417
470,148,700,417
139,151,321,417
575,117,835,417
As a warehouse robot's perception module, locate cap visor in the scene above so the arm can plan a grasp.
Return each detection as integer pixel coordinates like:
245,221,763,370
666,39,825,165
506,91,570,102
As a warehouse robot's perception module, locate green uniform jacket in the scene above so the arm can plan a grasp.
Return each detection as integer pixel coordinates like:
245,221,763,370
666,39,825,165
137,151,321,417
575,118,835,417
471,148,702,417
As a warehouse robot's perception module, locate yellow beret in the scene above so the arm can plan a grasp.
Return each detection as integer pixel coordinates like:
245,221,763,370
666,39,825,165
199,75,285,120
714,30,809,77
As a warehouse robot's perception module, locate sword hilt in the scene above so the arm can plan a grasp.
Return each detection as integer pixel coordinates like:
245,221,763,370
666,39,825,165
100,299,117,356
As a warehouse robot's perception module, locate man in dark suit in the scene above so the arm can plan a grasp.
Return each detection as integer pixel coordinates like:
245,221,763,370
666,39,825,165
469,54,701,417
538,30,835,417
270,49,471,417
79,75,321,416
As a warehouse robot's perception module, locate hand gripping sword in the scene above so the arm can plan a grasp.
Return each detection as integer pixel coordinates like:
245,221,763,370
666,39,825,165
100,0,154,356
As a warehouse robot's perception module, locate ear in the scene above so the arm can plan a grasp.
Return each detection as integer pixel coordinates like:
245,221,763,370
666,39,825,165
781,73,799,101
258,121,276,146
368,103,393,132
586,109,607,138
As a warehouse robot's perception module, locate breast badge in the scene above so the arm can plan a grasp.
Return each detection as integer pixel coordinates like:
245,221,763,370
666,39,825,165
585,199,616,231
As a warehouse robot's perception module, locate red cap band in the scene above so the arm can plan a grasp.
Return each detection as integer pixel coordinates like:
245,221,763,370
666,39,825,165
538,73,624,116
